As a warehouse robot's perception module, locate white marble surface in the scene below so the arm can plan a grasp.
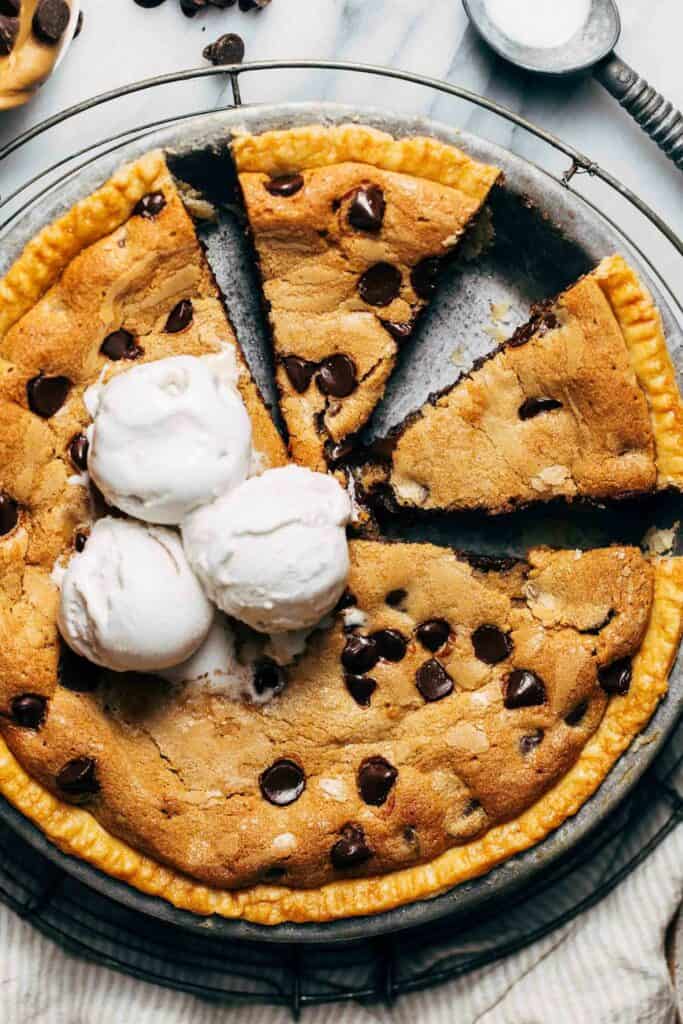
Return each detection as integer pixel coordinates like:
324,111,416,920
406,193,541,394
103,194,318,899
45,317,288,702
0,2,682,1022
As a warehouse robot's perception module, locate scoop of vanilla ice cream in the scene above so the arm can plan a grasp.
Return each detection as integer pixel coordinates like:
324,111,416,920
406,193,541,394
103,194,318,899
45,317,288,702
182,465,351,633
88,355,252,525
57,517,213,672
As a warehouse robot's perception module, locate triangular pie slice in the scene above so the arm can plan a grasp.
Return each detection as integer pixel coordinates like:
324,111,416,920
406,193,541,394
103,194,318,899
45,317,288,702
233,124,501,471
361,255,683,515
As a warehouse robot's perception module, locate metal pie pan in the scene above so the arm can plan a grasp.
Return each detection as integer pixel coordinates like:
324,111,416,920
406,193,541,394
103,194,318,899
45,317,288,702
0,101,682,945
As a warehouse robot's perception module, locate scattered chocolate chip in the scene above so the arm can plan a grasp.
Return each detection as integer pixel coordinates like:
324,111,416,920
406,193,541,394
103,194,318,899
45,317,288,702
519,728,544,754
74,531,88,553
341,634,379,674
316,354,357,398
32,0,69,43
416,659,453,702
565,700,588,726
518,396,563,420
381,320,414,343
416,619,450,653
100,329,143,361
386,588,407,608
203,31,245,65
253,658,287,697
599,658,632,696
57,756,99,796
282,355,316,393
133,0,168,6
10,694,47,730
371,629,407,662
165,299,193,334
472,624,512,665
179,0,204,14
238,0,270,9
358,756,397,806
132,191,166,218
0,0,20,15
0,493,19,537
265,174,304,198
344,674,376,708
411,256,442,300
68,433,89,472
27,374,70,418
504,669,547,709
73,8,83,37
331,823,371,869
259,758,305,806
0,13,18,54
335,589,357,612
347,184,386,232
58,645,100,692
358,262,402,307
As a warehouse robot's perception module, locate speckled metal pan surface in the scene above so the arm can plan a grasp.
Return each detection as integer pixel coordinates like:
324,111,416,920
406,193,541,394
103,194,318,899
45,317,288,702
0,102,682,944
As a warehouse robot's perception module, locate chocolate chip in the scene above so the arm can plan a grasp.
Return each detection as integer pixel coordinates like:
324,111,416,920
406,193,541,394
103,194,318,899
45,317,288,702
341,635,379,674
344,674,376,708
331,823,372,869
132,191,167,219
519,728,544,754
336,589,357,611
0,14,18,54
259,758,305,806
165,299,193,334
371,629,407,662
416,659,453,702
58,645,100,692
358,756,397,806
179,0,204,13
239,0,270,10
10,694,47,730
100,329,143,361
68,433,89,472
381,320,414,343
265,174,304,198
316,354,357,398
27,374,70,418
565,700,588,726
74,531,88,552
57,756,99,796
0,494,19,537
347,184,386,232
411,256,443,300
386,588,407,608
0,0,20,15
358,263,402,307
518,396,563,420
416,619,450,653
282,355,316,394
504,669,547,709
472,624,512,665
133,0,168,6
598,658,632,696
203,32,245,65
32,0,69,43
253,658,287,697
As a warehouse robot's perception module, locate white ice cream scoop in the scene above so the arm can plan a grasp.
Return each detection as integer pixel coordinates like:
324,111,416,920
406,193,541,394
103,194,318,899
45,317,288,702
88,355,252,526
57,517,213,673
182,465,351,634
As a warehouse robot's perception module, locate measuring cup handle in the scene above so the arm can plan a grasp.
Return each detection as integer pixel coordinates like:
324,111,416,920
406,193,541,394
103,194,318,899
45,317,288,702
594,53,683,171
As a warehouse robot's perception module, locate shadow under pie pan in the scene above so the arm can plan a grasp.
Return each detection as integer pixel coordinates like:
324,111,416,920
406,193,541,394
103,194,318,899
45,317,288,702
1,101,682,945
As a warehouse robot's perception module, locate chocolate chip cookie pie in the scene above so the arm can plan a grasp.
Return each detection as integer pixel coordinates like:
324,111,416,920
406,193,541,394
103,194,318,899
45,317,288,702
0,130,682,928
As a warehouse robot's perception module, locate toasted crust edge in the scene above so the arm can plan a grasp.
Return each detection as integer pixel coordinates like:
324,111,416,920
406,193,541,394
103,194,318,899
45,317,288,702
0,555,680,926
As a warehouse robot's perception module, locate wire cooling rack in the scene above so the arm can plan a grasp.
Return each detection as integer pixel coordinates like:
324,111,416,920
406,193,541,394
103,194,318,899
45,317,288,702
1,61,683,1016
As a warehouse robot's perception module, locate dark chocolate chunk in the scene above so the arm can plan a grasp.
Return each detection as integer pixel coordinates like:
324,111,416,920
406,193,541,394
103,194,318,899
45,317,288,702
565,700,588,726
385,588,407,608
504,669,547,709
358,262,402,307
341,634,379,674
27,374,70,418
519,728,544,754
316,354,357,398
598,658,632,696
180,0,205,14
100,329,143,361
331,823,371,869
0,0,20,15
259,758,305,806
132,191,167,219
58,645,100,692
203,32,245,65
416,619,450,653
518,396,563,420
68,433,89,472
238,0,270,9
57,756,99,796
10,694,47,730
164,299,193,334
347,184,385,232
32,0,69,43
253,658,287,697
0,13,18,54
358,756,397,806
344,674,376,708
282,355,316,393
472,624,512,665
133,0,168,6
411,256,442,300
74,531,88,552
381,320,414,343
0,493,19,537
371,629,407,662
265,174,304,197
416,659,453,702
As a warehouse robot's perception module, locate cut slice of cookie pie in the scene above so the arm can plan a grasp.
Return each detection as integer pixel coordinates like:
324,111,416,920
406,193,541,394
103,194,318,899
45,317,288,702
233,124,501,471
